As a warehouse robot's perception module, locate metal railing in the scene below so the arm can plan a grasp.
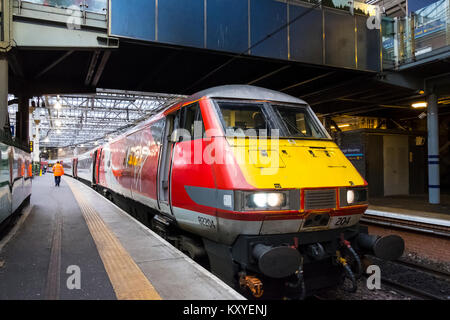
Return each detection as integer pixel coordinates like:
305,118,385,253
382,0,450,68
21,0,107,14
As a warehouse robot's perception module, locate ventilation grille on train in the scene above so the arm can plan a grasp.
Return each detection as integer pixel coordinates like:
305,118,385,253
304,189,336,210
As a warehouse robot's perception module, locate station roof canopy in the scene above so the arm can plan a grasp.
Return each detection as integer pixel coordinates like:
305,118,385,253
8,89,186,149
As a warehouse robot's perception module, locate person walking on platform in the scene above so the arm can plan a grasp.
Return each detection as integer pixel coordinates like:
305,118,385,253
53,161,64,187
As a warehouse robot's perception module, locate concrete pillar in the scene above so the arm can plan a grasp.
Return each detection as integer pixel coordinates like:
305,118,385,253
0,55,8,133
427,93,440,204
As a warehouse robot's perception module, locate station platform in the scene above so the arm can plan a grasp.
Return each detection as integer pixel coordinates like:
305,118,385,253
0,174,244,300
367,195,450,227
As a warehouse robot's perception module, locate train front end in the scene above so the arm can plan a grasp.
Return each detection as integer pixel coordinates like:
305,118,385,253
193,86,404,298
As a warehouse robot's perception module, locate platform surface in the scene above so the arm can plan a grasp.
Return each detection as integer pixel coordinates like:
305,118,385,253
367,194,450,226
0,174,244,300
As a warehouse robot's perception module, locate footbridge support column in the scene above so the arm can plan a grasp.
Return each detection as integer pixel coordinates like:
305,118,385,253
0,55,8,133
427,92,440,204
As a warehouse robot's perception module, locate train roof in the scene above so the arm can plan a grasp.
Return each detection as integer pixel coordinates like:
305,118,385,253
189,85,308,105
108,85,310,144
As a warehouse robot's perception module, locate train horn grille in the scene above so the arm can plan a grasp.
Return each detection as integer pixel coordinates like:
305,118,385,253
304,189,336,210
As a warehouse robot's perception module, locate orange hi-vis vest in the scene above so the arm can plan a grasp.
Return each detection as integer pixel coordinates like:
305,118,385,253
53,163,64,177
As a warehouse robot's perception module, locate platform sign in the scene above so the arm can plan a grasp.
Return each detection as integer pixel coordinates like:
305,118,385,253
407,0,442,14
341,145,364,161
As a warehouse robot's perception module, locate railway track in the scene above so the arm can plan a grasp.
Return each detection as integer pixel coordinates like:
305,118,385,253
366,255,450,300
393,259,450,281
380,276,446,300
359,211,450,300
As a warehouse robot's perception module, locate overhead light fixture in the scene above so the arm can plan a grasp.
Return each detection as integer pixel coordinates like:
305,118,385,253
44,137,49,142
55,120,62,127
412,102,427,108
57,129,62,135
54,97,62,110
330,124,351,129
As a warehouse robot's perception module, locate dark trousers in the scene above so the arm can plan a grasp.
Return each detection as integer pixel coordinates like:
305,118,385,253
55,176,61,186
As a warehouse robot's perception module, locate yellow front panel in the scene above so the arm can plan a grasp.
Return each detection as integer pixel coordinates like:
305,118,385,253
227,137,365,189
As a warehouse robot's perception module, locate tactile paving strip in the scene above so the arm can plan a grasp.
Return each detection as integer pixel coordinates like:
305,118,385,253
66,179,161,300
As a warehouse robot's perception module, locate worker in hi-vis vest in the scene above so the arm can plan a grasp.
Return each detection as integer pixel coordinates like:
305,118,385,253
53,161,64,187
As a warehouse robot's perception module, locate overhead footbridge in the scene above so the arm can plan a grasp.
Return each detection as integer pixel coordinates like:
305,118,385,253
0,0,383,98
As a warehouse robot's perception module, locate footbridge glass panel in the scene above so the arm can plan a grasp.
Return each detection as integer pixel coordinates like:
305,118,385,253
108,0,382,72
382,0,450,67
23,0,107,14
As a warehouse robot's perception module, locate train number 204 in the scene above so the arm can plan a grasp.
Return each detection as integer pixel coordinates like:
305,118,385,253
334,217,351,226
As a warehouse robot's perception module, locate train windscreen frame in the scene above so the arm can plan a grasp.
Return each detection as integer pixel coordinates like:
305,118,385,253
213,99,330,140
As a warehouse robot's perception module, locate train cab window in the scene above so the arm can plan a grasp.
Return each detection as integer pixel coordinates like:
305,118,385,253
179,103,204,140
216,102,269,136
273,105,327,139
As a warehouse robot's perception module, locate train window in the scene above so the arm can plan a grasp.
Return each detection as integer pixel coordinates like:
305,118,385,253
179,103,204,140
272,105,327,139
216,102,269,135
150,119,165,145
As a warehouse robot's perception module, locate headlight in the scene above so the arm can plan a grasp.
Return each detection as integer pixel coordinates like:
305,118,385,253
249,193,285,208
249,192,286,209
347,190,355,204
252,193,269,208
234,190,300,211
267,193,283,207
340,187,368,207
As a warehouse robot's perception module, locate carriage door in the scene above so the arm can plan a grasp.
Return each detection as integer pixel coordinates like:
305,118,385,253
157,112,179,215
92,150,98,184
93,148,102,185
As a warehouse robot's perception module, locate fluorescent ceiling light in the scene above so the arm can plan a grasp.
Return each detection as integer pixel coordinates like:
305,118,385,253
412,102,427,108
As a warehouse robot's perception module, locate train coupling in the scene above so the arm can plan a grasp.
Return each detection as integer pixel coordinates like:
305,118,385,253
356,233,405,261
239,273,264,298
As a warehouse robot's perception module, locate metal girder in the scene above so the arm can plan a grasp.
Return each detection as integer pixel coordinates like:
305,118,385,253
9,89,186,149
376,71,423,92
280,72,335,92
35,51,75,79
85,51,101,86
246,65,291,86
92,51,111,87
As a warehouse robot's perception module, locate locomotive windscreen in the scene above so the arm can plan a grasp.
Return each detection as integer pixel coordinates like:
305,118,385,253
272,105,326,138
215,100,328,139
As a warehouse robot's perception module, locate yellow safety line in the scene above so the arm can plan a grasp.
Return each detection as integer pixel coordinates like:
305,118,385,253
66,179,162,300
